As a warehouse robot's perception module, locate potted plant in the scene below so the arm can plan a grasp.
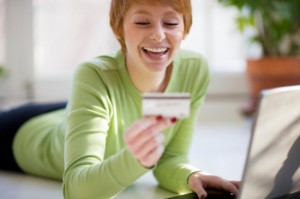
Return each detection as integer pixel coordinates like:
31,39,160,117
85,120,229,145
217,0,300,116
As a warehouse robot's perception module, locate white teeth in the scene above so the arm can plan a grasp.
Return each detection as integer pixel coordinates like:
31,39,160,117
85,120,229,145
143,47,167,53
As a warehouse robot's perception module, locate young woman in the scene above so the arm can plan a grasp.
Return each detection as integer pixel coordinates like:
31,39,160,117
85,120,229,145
0,1,239,198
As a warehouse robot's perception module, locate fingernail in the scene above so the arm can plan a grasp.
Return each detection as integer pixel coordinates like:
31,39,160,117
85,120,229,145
170,117,177,123
156,115,163,121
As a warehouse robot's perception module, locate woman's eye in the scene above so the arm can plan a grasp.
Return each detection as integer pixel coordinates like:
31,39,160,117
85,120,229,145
164,22,179,26
135,22,150,26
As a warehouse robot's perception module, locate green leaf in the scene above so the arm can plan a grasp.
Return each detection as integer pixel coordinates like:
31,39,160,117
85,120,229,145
217,0,300,56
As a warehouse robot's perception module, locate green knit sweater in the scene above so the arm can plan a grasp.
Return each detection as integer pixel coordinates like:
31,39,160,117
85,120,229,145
13,49,210,199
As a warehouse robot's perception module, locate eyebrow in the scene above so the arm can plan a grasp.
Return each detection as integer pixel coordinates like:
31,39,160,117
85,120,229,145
132,10,150,15
132,10,180,17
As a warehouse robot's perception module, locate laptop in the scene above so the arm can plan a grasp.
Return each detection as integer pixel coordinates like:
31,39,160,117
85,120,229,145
167,85,300,199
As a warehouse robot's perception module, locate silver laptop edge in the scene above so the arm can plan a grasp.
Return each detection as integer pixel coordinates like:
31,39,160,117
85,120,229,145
238,85,300,199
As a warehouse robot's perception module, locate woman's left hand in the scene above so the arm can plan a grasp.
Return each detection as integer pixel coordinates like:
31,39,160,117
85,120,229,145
188,171,240,199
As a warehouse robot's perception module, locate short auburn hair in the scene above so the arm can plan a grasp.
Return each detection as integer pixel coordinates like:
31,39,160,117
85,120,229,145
109,0,192,52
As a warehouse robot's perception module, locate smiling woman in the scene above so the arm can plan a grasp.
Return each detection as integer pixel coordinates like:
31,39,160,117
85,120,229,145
120,2,187,92
110,0,192,52
28,0,248,105
31,0,246,82
1,1,239,199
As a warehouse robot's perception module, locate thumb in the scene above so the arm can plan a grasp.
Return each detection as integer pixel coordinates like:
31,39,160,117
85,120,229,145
195,186,207,199
189,176,207,199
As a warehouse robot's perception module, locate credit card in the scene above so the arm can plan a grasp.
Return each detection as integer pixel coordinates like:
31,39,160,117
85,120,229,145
142,93,191,118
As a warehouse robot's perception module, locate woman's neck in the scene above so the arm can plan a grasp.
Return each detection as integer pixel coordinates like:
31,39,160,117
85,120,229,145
126,63,172,93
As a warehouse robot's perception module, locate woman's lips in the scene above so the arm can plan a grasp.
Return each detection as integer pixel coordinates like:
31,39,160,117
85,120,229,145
142,47,169,60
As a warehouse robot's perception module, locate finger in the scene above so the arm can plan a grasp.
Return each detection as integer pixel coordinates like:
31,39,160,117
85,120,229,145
124,117,157,141
195,186,208,199
220,181,239,196
139,145,164,168
135,134,165,159
147,117,173,134
230,181,240,189
197,174,239,196
189,173,207,199
131,118,171,147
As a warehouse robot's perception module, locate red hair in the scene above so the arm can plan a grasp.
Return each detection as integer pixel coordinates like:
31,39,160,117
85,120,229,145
109,0,192,52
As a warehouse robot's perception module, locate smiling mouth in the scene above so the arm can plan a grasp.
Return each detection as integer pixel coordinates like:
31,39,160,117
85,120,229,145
142,47,169,57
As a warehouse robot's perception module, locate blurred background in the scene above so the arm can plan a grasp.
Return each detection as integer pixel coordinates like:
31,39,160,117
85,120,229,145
0,0,254,123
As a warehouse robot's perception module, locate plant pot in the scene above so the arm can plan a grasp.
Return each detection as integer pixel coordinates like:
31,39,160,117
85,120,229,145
241,57,300,116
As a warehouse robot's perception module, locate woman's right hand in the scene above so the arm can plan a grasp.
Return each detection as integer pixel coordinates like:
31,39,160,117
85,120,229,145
124,116,176,168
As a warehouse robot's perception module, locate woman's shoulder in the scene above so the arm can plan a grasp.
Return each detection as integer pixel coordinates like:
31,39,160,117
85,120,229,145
77,50,124,72
72,50,125,83
176,49,206,61
175,49,208,71
175,49,209,72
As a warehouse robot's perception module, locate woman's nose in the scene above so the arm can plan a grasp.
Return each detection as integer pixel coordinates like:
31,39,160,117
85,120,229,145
149,25,166,43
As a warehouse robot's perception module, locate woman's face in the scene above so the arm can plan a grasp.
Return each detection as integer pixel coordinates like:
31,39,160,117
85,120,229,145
123,2,186,73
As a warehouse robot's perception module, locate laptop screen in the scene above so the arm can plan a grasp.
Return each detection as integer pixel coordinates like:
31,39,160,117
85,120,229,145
239,86,300,199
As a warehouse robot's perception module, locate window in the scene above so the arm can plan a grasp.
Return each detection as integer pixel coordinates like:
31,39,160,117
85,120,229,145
34,0,119,77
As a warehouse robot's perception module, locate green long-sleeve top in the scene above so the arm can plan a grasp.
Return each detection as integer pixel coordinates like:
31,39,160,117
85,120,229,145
13,49,210,199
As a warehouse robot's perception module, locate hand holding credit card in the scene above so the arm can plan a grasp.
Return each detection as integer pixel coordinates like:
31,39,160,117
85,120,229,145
142,93,191,118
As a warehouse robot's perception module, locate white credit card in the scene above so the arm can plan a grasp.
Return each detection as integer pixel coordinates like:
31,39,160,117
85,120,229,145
142,93,191,118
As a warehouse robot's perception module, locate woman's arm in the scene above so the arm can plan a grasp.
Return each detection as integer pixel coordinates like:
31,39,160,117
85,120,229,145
63,63,149,199
153,57,210,194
